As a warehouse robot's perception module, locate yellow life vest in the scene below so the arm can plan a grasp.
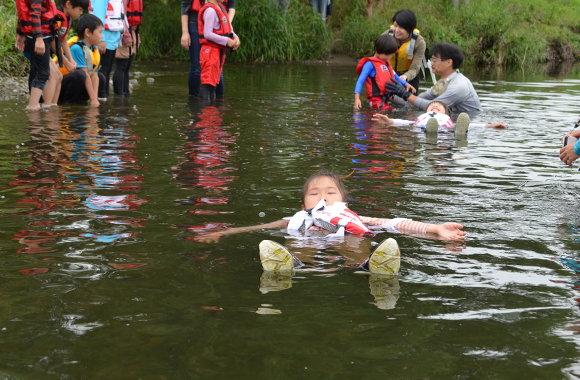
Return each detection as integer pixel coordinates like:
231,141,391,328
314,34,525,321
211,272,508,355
388,27,420,73
53,36,101,76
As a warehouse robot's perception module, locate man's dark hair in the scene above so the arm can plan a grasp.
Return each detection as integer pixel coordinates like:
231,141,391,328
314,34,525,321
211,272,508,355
61,0,90,9
75,14,102,39
375,34,398,55
431,42,464,69
392,9,417,35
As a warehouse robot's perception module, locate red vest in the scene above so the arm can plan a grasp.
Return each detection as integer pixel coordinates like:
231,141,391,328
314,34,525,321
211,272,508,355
16,0,59,36
198,2,232,50
55,8,71,41
356,57,396,99
190,0,227,12
126,0,143,26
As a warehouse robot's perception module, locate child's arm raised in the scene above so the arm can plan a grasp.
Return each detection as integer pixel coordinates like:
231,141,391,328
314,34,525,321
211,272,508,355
359,216,466,241
195,219,289,243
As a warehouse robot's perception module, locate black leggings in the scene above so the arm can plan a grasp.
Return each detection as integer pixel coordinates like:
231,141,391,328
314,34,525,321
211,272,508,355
59,70,106,104
113,55,133,97
200,84,216,100
99,49,116,97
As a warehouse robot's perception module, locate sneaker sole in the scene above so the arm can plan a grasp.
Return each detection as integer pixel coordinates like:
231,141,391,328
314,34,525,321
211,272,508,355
259,240,294,271
368,238,401,275
454,113,470,135
425,117,439,134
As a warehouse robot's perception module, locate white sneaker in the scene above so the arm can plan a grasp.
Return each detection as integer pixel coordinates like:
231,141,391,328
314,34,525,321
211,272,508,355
259,240,295,271
366,238,400,275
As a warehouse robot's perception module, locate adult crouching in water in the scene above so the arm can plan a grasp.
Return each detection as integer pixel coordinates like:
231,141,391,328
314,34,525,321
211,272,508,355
383,9,425,92
181,0,235,98
385,42,482,114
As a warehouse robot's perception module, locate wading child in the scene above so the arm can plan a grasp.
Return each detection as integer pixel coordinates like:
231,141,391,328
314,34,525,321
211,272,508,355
196,171,466,275
41,0,89,106
58,14,106,106
198,0,240,100
354,34,415,111
113,0,142,97
15,0,60,110
90,0,127,99
372,100,507,134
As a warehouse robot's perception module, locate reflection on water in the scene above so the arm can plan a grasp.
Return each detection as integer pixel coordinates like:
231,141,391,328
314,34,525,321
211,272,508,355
1,64,580,378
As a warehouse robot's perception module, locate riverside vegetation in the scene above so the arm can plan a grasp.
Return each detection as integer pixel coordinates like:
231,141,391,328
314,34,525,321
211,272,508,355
1,0,579,77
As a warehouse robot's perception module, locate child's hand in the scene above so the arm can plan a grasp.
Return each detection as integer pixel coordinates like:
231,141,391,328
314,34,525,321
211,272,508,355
180,32,191,49
434,222,466,241
405,83,416,94
64,59,76,72
98,41,107,55
371,113,393,125
564,130,580,138
232,37,240,50
354,98,362,109
15,35,25,52
34,38,45,55
226,38,235,48
486,122,507,129
195,232,224,243
560,144,580,166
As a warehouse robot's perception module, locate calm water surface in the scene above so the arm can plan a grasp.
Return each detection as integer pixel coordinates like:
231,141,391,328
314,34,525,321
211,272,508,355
1,63,580,379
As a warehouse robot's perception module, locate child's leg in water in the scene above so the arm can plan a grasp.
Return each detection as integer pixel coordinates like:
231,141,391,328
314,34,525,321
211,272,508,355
200,84,216,100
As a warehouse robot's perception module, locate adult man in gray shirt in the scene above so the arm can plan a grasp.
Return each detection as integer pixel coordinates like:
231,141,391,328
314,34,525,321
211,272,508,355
386,42,482,114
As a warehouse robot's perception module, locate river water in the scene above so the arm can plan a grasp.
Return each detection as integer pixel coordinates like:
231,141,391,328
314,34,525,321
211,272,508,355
1,62,580,379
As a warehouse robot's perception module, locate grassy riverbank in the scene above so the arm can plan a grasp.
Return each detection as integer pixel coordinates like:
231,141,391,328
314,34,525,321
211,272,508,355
1,0,579,77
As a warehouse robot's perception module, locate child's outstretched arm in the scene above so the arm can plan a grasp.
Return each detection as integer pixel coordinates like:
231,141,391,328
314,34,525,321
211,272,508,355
359,216,466,241
195,219,289,243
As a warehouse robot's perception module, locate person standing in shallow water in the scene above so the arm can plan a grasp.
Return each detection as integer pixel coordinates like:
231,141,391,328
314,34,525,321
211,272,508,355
383,9,426,92
181,0,236,98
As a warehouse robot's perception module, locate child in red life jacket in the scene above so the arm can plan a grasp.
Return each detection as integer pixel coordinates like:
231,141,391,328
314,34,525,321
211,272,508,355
15,0,61,110
354,34,416,111
198,0,240,100
39,0,89,106
181,0,235,98
195,170,466,275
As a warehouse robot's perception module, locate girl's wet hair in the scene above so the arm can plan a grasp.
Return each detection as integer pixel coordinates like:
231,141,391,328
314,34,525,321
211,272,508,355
428,101,452,117
375,34,398,55
301,170,348,206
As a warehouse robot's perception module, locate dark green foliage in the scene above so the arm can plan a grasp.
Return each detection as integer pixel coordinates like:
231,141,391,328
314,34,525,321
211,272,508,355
0,2,29,77
230,0,330,62
137,0,189,61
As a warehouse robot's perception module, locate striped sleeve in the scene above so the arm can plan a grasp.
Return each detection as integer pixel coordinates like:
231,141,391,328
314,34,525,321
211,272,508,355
359,215,429,235
30,0,43,38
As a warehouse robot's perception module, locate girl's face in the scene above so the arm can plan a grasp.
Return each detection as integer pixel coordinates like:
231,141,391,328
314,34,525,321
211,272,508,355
302,176,345,210
426,102,445,114
392,21,410,40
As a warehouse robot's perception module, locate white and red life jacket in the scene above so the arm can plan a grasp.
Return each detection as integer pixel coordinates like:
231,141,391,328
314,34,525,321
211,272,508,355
287,199,374,238
197,2,232,50
126,0,142,26
90,0,127,32
414,112,454,129
356,57,397,100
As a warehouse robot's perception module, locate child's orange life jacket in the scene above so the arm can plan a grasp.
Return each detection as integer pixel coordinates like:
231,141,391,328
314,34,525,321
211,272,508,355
356,57,397,100
197,2,232,50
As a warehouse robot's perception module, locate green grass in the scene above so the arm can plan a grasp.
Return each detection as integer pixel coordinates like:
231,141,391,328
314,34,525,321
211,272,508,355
1,0,579,75
0,1,29,78
339,0,580,66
